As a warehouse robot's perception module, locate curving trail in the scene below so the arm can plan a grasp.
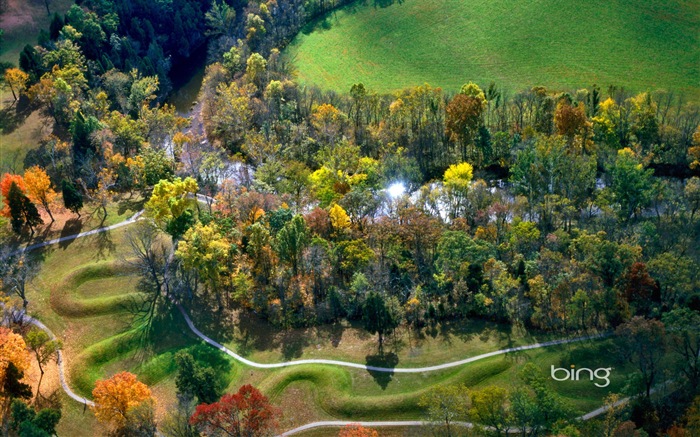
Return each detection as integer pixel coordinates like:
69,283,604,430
177,304,608,373
16,310,95,407
10,210,145,256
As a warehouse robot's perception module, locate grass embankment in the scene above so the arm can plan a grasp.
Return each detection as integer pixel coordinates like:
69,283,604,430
286,0,700,97
26,217,628,435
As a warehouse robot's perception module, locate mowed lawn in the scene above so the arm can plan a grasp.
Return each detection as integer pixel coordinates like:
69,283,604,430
286,0,700,96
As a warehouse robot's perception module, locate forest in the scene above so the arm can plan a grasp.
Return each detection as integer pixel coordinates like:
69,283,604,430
0,0,699,436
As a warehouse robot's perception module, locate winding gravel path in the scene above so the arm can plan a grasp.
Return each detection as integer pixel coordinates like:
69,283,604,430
177,304,608,372
10,210,145,256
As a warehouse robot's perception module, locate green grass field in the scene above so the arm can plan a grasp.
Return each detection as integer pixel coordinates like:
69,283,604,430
286,0,700,96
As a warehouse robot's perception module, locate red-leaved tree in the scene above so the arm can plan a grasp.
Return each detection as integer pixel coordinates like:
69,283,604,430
189,384,280,437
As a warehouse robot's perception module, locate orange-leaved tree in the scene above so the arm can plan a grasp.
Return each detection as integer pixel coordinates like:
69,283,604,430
23,166,57,223
190,384,280,436
0,327,31,430
338,424,379,437
0,327,31,386
91,371,154,430
0,174,25,217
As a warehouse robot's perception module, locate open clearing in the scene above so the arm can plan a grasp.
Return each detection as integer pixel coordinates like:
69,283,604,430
286,0,700,96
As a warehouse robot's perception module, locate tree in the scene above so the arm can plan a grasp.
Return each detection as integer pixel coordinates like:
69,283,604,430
446,84,487,163
23,166,57,223
338,424,379,437
510,363,569,436
25,329,61,397
610,148,654,221
0,328,31,435
205,1,236,37
1,364,32,435
615,317,666,397
189,385,280,437
554,101,588,145
662,308,700,389
328,203,351,235
418,385,470,437
7,182,43,235
469,386,511,436
175,351,221,404
91,372,154,432
10,400,61,437
275,215,309,276
1,173,25,217
362,291,399,351
0,252,36,310
4,68,29,101
61,180,83,217
145,177,199,239
443,162,474,219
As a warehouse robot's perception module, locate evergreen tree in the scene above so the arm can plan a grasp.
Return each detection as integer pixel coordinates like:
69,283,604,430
61,180,83,218
362,291,399,351
8,182,43,235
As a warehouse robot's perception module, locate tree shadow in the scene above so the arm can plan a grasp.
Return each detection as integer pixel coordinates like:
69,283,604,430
314,322,345,348
117,196,146,216
0,97,32,135
58,218,83,249
234,311,278,357
365,352,399,390
94,227,116,259
280,330,310,360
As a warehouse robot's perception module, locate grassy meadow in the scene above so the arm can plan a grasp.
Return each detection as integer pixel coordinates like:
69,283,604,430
286,0,700,96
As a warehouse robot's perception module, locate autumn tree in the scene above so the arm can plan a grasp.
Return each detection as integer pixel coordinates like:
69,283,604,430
446,83,487,164
23,166,57,223
443,162,474,220
469,386,512,436
4,68,29,101
146,177,199,239
92,371,154,432
615,317,666,397
554,100,588,145
189,385,280,437
338,424,379,437
1,173,25,217
61,179,83,217
0,328,31,434
419,384,470,437
25,329,61,397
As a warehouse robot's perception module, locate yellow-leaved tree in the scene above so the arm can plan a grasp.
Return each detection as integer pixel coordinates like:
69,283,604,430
443,162,474,220
0,327,31,426
4,68,29,101
145,177,199,238
329,203,351,234
23,166,57,223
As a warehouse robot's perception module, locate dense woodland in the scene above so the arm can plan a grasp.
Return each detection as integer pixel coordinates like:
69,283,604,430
1,0,700,436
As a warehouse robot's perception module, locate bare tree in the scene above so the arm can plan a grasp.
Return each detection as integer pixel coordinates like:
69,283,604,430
124,222,174,335
0,250,37,310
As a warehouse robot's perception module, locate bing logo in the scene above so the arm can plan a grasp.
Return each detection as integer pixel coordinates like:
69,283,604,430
551,365,611,388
